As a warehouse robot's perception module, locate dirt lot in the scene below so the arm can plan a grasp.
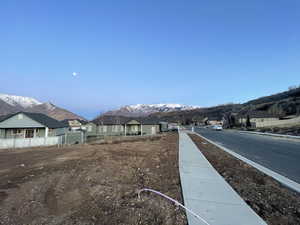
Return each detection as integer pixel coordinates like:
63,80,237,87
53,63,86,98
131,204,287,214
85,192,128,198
0,133,186,225
189,134,300,225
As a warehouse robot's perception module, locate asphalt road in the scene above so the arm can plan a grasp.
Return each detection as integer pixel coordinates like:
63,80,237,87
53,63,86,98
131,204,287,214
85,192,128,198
194,128,300,184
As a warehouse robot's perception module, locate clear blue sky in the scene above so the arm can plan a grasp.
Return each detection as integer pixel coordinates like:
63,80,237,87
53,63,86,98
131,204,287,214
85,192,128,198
1,0,299,119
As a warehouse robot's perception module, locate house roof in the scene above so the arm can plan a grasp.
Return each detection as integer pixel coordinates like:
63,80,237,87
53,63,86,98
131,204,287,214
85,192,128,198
60,119,71,127
79,120,89,125
93,116,129,125
0,112,67,129
60,119,91,127
93,116,160,125
139,117,160,125
0,115,9,122
237,111,280,119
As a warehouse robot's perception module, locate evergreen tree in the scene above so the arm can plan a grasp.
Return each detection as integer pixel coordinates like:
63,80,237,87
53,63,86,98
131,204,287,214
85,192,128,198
246,115,251,128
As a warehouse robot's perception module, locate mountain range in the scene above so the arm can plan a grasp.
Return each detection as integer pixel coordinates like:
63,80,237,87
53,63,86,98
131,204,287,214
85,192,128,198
4,86,299,125
0,94,85,121
101,103,199,117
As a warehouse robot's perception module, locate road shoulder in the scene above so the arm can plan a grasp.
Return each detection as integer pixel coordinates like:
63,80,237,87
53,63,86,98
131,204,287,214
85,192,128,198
179,131,266,225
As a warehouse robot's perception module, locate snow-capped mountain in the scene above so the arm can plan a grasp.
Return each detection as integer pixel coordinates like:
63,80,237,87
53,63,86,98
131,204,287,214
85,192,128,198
0,94,42,108
0,93,85,121
102,103,200,117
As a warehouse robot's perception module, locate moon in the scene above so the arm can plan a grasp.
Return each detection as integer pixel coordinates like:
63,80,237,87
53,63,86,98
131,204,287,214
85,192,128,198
72,72,78,76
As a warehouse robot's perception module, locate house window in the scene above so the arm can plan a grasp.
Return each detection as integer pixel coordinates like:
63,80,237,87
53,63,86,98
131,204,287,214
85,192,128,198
88,125,92,132
18,114,23,120
25,129,34,138
12,129,22,135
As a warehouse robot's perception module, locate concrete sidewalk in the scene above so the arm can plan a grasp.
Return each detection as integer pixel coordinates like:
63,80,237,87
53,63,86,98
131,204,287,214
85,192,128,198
179,131,267,225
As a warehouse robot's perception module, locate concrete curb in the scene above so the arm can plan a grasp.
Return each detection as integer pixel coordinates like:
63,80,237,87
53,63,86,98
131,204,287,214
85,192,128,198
238,130,300,140
193,132,300,194
179,131,267,225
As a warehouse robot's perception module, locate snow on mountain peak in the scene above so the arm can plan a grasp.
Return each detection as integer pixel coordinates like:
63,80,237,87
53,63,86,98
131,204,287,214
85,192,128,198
102,103,200,117
126,103,199,111
107,103,200,116
0,93,42,108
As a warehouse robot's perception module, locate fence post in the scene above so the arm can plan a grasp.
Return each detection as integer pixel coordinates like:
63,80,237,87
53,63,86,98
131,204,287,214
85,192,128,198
58,136,61,148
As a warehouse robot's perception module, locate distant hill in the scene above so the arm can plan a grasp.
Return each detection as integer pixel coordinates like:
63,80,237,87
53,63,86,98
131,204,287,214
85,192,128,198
148,87,300,124
26,102,86,121
151,104,242,123
0,99,22,115
0,93,86,121
240,87,300,116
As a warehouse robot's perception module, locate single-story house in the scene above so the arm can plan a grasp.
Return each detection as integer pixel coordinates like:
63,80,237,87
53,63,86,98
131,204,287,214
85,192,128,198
0,112,67,139
61,119,84,131
237,111,280,128
60,119,97,136
93,116,161,136
83,122,98,136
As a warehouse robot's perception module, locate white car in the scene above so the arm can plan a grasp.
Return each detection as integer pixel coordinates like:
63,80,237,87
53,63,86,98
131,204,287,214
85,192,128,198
212,125,223,131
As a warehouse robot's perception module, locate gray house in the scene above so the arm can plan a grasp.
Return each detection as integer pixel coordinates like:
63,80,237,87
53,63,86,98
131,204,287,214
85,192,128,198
93,116,161,136
0,112,67,139
60,119,97,137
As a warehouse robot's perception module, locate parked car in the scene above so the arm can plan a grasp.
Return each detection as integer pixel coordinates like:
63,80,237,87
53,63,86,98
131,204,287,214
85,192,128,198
212,125,223,131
